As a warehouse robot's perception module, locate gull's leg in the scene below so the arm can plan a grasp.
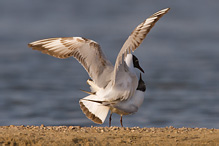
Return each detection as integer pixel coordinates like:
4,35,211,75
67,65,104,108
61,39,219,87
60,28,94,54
109,112,112,127
120,115,123,127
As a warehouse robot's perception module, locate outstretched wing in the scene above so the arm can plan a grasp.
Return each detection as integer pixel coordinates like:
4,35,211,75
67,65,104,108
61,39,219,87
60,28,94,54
28,37,113,88
113,8,170,84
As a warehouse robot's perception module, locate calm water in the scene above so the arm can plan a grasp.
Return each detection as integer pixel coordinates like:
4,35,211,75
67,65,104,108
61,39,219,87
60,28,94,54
0,0,219,128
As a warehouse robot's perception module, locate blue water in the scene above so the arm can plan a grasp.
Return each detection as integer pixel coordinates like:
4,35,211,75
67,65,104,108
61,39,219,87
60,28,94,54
0,0,219,128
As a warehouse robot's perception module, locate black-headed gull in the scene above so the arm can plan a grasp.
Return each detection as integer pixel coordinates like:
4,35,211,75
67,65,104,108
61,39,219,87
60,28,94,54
28,8,170,126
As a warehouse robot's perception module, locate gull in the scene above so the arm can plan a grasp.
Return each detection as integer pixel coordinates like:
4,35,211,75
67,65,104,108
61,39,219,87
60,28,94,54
28,8,170,126
82,72,146,127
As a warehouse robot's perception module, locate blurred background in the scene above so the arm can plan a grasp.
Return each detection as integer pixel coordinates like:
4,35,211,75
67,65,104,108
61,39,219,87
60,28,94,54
0,0,218,128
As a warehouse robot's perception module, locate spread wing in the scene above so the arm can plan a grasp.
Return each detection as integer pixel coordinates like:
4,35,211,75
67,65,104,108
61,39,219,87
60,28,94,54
28,37,114,88
113,8,170,84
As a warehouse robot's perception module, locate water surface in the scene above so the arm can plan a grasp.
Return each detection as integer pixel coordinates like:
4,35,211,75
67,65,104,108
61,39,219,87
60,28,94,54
0,0,218,128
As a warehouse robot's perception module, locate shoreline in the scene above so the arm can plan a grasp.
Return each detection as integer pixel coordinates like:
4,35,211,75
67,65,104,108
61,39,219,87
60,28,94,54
0,125,218,145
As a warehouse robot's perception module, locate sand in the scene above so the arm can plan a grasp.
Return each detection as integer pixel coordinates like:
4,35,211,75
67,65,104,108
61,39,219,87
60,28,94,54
0,125,218,145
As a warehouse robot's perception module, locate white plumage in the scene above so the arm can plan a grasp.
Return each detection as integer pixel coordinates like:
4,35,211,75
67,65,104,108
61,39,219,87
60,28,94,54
28,8,170,126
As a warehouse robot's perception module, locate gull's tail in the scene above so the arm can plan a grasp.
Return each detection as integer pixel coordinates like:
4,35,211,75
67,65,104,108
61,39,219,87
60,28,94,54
79,95,109,124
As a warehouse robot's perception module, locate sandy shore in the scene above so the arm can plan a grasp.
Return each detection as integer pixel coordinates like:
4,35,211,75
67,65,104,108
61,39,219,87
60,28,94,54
0,125,218,145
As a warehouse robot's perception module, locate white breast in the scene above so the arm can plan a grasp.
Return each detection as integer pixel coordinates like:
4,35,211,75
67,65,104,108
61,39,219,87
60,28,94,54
113,90,145,115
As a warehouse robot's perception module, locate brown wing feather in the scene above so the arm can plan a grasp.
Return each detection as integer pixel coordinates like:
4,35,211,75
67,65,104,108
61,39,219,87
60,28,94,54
113,8,170,83
28,37,113,88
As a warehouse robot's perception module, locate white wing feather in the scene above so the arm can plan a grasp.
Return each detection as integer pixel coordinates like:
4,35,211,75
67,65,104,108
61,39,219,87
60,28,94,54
109,8,170,101
28,37,114,88
113,8,170,84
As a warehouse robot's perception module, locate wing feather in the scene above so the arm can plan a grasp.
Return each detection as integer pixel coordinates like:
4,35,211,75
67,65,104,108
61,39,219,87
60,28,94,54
113,8,170,84
28,37,114,88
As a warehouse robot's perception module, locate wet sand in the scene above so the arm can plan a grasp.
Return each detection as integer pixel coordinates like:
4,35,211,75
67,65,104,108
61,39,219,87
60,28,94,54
0,125,218,145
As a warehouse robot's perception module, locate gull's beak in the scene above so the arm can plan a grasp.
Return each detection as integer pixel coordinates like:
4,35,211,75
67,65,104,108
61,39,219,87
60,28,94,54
132,54,145,73
137,65,144,73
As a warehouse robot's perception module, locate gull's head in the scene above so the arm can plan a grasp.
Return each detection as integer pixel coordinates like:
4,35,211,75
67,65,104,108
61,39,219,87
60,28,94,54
125,54,144,73
137,73,146,92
